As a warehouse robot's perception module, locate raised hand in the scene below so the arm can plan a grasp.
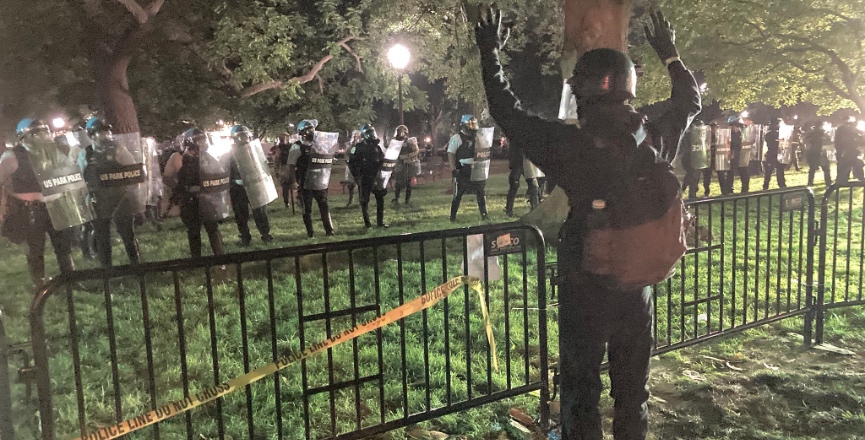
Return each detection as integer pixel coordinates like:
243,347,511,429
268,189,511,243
474,7,510,53
644,10,679,62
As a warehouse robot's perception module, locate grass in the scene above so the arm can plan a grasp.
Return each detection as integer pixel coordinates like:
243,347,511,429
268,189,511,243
3,160,865,440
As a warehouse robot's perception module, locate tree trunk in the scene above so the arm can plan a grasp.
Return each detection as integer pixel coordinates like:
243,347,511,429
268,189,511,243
97,54,141,134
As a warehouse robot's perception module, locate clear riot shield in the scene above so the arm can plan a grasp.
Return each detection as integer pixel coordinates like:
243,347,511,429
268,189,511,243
778,124,794,164
471,127,494,182
713,128,732,171
305,131,340,190
523,156,545,179
91,132,147,219
232,139,278,209
27,136,95,230
377,139,403,190
198,150,231,222
690,126,710,170
739,126,756,167
142,137,164,205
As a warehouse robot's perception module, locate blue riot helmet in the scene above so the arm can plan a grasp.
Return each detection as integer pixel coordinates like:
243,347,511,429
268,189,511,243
297,119,318,141
360,123,377,141
85,117,112,136
16,118,50,140
230,125,254,145
727,115,744,127
460,115,478,134
183,127,210,153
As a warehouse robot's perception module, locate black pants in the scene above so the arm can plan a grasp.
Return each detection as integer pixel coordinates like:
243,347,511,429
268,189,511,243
230,184,270,242
93,214,139,268
15,202,75,286
806,154,832,186
450,167,488,221
730,166,750,193
393,175,413,204
715,170,732,194
281,181,293,206
700,168,712,196
180,197,224,259
359,175,387,226
681,167,705,199
301,188,334,236
836,157,865,184
762,159,787,189
79,221,96,259
505,167,540,213
559,275,653,440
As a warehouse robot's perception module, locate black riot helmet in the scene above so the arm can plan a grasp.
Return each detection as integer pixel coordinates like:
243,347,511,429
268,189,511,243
360,123,377,141
568,48,637,103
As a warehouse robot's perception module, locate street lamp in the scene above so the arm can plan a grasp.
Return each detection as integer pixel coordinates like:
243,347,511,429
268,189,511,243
51,117,66,129
387,43,411,125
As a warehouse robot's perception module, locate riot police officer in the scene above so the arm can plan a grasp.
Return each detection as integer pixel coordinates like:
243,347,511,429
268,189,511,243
228,125,275,245
804,122,832,186
349,124,389,228
274,132,295,208
81,117,144,267
681,119,710,199
392,125,421,205
475,9,700,439
728,116,751,193
0,119,87,286
288,119,336,237
835,119,865,184
447,115,490,222
763,119,787,189
162,128,228,258
505,141,542,215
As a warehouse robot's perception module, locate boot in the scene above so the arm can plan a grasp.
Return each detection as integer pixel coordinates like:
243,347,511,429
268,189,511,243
27,254,46,288
124,238,141,265
188,233,203,259
319,201,335,236
208,229,225,256
346,188,355,207
303,213,315,237
478,195,489,221
363,211,372,228
57,253,75,275
404,185,412,204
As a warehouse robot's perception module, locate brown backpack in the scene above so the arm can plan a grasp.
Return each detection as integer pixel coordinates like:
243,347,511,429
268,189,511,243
581,160,693,291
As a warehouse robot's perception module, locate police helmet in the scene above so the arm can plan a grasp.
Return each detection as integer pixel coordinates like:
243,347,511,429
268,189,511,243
360,123,377,141
568,48,637,102
182,128,207,150
460,115,478,132
394,125,409,139
297,119,318,134
85,117,112,136
16,118,50,139
727,115,744,126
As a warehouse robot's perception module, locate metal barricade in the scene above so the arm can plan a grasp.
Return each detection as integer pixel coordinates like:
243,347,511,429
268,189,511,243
29,223,548,440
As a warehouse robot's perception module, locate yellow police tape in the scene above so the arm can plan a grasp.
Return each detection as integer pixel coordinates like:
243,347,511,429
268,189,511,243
75,275,494,440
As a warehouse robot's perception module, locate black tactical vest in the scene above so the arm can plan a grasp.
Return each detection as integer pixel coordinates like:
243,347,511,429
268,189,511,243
11,145,41,194
455,133,475,163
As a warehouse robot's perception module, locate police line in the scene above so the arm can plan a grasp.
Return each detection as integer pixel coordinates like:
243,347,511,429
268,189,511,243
75,276,489,440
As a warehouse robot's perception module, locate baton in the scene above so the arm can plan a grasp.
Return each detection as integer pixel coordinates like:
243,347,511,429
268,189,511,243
290,187,296,215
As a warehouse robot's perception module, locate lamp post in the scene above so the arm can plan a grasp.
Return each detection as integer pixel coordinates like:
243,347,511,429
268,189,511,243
387,44,410,126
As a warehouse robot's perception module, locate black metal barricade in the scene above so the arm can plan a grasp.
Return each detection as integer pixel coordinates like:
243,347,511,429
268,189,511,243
653,188,816,353
0,308,15,440
29,223,548,440
814,182,865,343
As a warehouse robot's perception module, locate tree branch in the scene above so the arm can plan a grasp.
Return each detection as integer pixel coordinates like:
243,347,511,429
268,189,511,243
239,36,359,98
338,38,364,73
823,76,853,101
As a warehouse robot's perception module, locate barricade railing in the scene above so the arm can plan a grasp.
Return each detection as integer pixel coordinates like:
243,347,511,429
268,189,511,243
29,223,548,440
814,181,865,343
652,187,817,353
0,308,14,440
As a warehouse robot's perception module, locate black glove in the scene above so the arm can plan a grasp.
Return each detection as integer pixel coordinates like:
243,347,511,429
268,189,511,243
474,7,510,53
644,10,679,63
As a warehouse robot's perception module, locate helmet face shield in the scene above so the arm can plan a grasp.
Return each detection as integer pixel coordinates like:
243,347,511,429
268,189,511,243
231,125,254,145
394,125,408,140
360,124,377,141
297,119,318,141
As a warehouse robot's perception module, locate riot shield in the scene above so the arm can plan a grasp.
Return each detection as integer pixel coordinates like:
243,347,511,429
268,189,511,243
91,132,147,219
198,150,231,222
739,126,756,168
26,136,95,230
690,125,710,170
142,137,164,205
713,128,732,171
377,138,403,190
471,127,494,182
232,139,278,209
778,124,794,164
523,156,545,178
304,131,340,190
